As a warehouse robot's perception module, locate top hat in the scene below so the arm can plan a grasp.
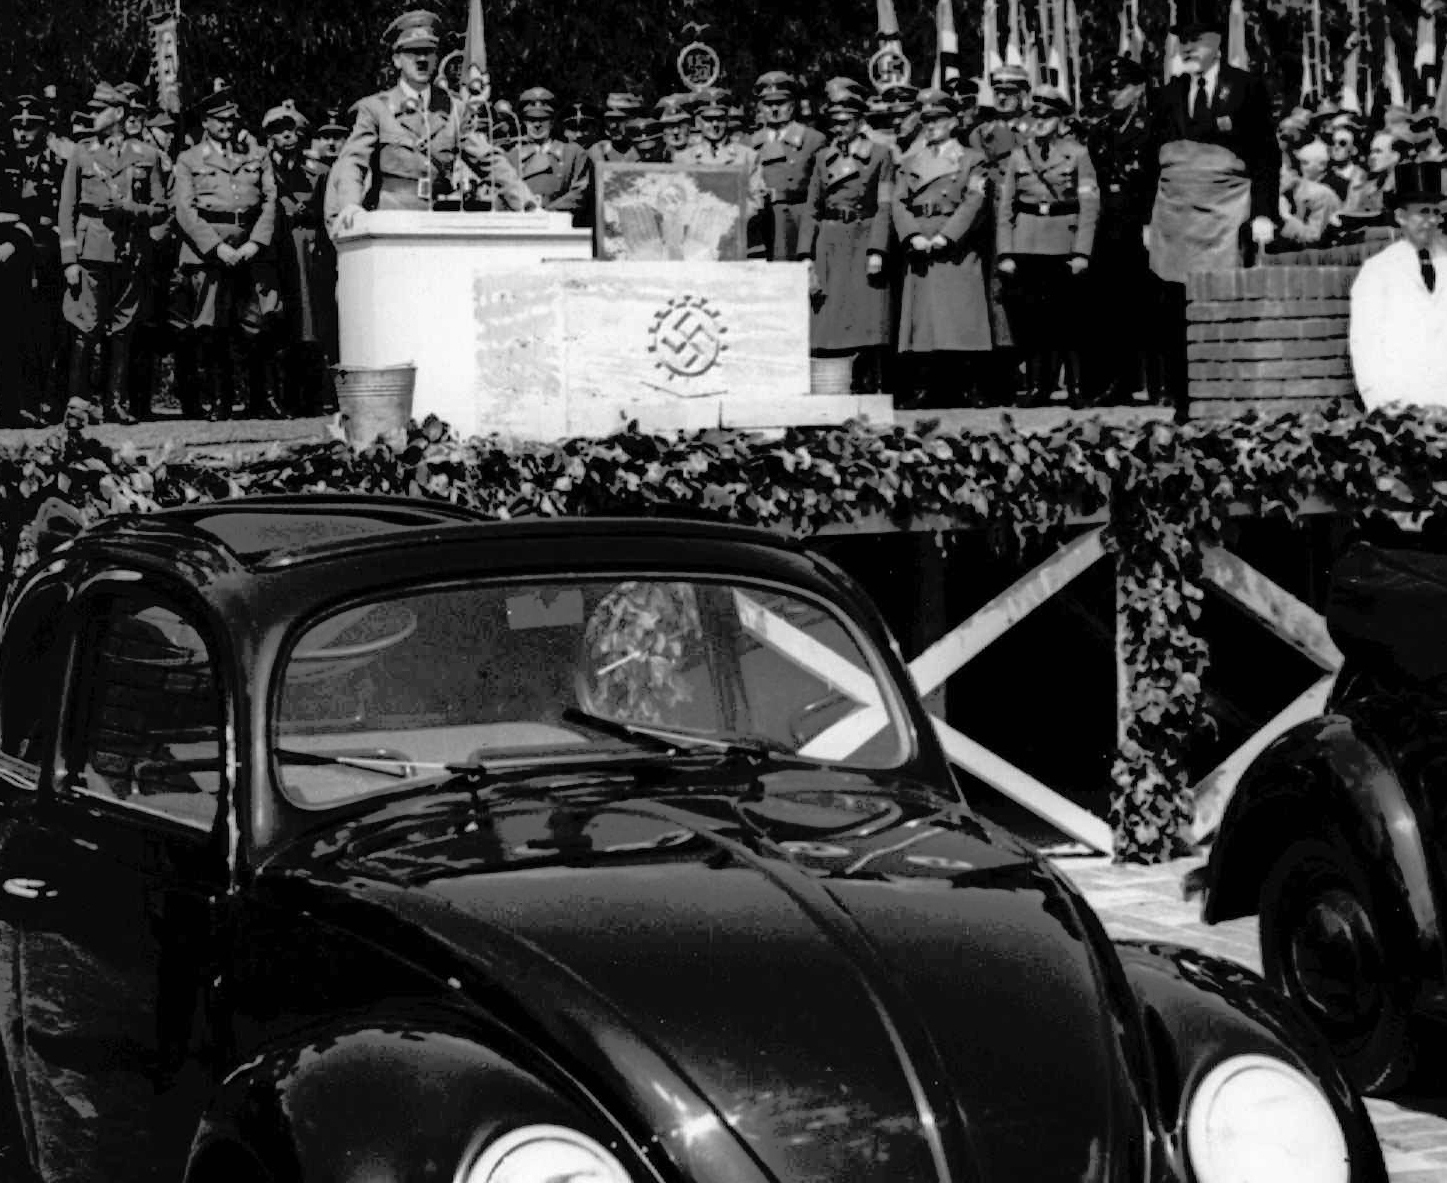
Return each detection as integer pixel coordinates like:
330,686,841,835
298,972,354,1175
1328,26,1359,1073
754,70,798,102
385,9,441,52
518,86,557,118
262,98,309,132
822,77,869,115
1390,161,1447,206
1171,0,1227,41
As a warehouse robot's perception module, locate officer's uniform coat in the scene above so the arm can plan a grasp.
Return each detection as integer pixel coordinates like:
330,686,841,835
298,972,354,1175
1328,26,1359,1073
996,136,1100,258
326,84,532,220
56,133,165,336
968,116,1030,349
272,149,326,343
508,138,589,214
748,120,825,259
892,139,992,353
587,141,640,168
797,132,894,352
1,141,66,403
170,136,280,335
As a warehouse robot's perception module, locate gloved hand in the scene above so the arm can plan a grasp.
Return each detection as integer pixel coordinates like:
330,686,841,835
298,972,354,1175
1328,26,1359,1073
865,252,884,275
997,257,1018,276
64,263,82,289
1068,255,1089,275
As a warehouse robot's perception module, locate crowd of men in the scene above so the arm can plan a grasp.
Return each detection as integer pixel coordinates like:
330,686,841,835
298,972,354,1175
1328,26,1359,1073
2,2,1431,427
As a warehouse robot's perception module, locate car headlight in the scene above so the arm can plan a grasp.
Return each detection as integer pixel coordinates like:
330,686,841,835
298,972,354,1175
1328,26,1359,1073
461,1124,632,1183
1185,1054,1349,1183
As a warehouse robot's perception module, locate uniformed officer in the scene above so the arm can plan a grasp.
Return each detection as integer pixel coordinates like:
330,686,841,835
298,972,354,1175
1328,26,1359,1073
748,71,825,260
796,78,894,390
587,92,644,168
1083,56,1161,405
657,95,692,158
673,88,765,216
5,94,67,420
969,63,1033,402
266,98,328,416
997,86,1100,407
311,109,350,164
892,89,993,407
56,82,166,422
509,88,590,215
561,103,599,148
171,85,281,420
327,10,533,234
629,117,669,163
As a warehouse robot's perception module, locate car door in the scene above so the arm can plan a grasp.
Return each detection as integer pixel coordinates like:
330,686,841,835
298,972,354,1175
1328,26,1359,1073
0,571,74,1167
8,579,233,1183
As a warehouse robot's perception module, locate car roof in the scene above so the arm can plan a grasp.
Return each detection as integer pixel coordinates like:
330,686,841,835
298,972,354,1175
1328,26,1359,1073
64,495,804,579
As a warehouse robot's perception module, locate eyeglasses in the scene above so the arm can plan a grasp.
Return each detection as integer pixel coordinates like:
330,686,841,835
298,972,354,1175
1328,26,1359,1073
1331,137,1355,148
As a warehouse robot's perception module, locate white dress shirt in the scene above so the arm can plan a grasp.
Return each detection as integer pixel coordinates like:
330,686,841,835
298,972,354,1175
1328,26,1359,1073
1349,238,1447,409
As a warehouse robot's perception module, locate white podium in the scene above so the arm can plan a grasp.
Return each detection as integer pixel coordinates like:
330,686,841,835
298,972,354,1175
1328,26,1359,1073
334,210,593,436
334,210,892,440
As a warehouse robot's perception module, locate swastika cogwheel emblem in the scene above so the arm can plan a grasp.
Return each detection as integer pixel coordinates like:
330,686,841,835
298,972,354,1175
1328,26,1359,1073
647,295,728,383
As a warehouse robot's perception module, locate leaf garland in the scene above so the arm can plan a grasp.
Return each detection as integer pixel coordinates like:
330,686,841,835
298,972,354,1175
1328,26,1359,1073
5,402,1446,863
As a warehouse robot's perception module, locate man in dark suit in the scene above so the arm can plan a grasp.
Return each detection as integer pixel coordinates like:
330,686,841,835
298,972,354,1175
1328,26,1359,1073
1147,3,1278,411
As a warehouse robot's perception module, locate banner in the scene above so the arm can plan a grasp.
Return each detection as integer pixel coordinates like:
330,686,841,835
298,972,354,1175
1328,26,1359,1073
465,0,488,86
1163,0,1183,80
150,14,181,115
1384,29,1406,108
877,0,902,43
1227,0,1248,68
934,0,961,88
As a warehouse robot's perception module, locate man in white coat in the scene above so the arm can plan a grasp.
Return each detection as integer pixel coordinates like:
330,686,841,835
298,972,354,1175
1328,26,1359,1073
1349,161,1447,409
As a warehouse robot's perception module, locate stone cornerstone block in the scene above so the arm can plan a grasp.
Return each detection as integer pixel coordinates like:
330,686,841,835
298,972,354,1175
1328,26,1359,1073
472,261,861,439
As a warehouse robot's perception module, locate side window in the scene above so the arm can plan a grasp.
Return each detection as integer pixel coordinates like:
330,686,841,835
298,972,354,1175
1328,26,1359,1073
67,593,224,830
0,581,70,769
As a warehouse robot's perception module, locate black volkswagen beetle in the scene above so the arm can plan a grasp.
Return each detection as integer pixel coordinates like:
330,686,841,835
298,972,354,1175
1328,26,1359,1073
1203,535,1447,1096
0,496,1383,1183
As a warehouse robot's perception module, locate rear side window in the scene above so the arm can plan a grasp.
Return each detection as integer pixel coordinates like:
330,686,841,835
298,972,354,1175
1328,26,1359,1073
0,581,70,769
67,593,224,830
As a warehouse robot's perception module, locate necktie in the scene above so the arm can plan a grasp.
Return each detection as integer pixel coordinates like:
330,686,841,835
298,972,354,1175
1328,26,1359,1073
1421,248,1437,294
1192,77,1208,125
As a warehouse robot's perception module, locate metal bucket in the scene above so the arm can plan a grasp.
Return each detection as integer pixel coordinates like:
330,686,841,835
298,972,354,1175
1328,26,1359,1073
810,353,855,396
332,363,417,446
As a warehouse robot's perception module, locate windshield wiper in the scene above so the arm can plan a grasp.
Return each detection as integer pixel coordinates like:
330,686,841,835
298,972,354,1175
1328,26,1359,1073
275,748,418,778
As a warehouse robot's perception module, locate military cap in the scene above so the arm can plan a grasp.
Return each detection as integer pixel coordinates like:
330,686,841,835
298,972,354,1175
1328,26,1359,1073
915,87,957,120
1390,161,1446,206
754,70,798,101
603,92,644,117
627,116,663,142
865,94,894,126
1029,86,1073,116
9,95,49,126
146,110,177,131
1092,56,1147,91
315,107,350,136
822,77,869,114
563,102,598,129
656,93,690,124
989,63,1031,91
262,97,309,131
693,87,731,118
196,85,240,120
85,82,128,110
519,86,558,118
385,9,441,52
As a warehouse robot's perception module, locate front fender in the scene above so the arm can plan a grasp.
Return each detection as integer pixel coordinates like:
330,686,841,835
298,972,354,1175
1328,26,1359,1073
1117,941,1387,1183
185,1020,659,1183
1202,713,1441,984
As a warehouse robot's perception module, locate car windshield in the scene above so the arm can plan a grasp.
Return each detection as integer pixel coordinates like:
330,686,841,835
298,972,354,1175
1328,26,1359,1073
274,578,911,808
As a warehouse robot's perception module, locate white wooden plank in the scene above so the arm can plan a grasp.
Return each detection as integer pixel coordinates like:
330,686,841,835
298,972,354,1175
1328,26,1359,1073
910,528,1107,695
733,591,881,705
1189,672,1337,843
1201,546,1343,672
933,718,1114,853
798,705,890,762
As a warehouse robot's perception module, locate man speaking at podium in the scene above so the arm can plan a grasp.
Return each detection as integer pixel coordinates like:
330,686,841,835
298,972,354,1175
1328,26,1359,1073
325,9,535,236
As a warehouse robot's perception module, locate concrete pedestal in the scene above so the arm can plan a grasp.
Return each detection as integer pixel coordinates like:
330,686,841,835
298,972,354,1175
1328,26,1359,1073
334,210,593,433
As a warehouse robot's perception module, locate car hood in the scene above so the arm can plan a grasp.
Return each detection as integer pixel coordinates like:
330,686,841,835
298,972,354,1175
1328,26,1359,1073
272,769,1147,1183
